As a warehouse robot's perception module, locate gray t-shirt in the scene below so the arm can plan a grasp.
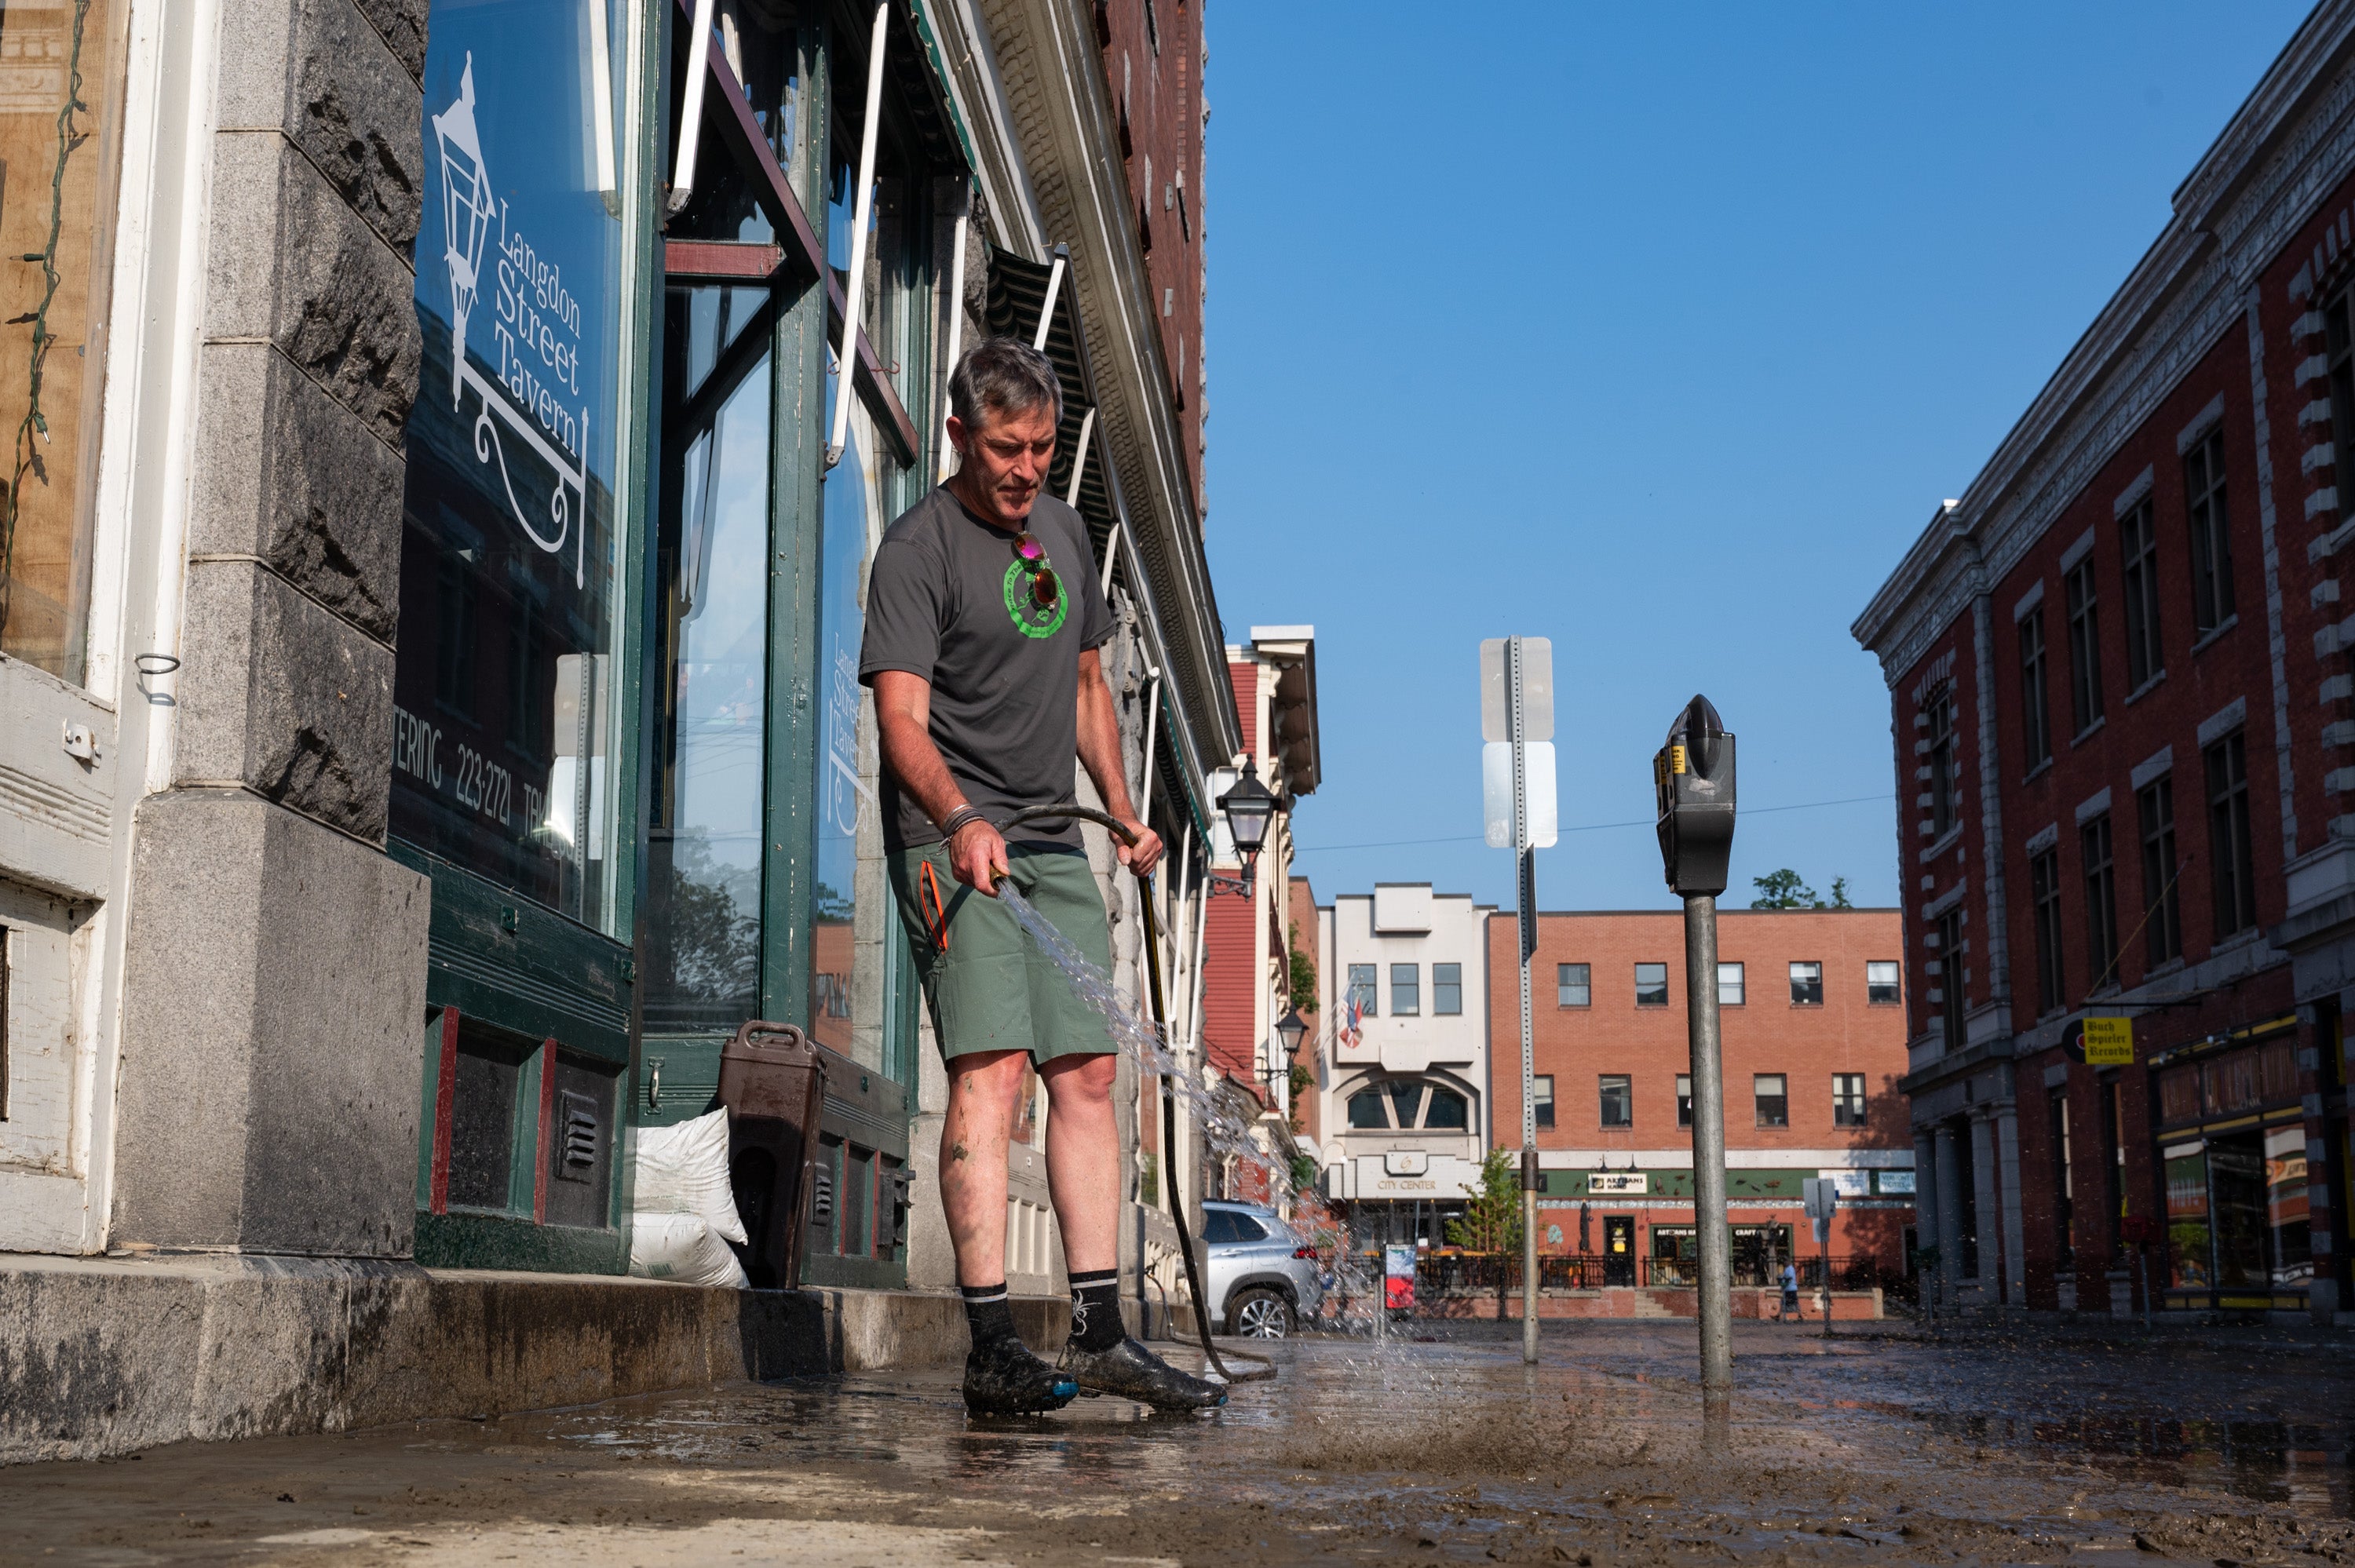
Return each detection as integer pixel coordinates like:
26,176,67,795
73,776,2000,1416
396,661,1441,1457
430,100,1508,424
859,485,1112,850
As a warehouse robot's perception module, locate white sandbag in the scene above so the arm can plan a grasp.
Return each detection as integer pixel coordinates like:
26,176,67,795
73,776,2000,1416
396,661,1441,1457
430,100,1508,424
627,1211,750,1288
631,1107,747,1243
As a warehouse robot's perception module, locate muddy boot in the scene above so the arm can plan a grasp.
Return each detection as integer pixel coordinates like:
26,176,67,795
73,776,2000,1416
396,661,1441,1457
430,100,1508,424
1060,1338,1228,1413
962,1337,1079,1417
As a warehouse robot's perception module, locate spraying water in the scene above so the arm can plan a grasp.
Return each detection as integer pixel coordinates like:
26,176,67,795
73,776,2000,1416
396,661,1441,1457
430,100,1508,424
995,882,1386,1336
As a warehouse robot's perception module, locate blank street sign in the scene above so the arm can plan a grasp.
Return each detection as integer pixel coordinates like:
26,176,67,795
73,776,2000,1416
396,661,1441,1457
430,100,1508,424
1479,637,1554,743
1483,741,1558,848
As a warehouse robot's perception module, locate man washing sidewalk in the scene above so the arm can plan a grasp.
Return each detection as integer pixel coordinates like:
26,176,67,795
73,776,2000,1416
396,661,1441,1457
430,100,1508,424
860,337,1227,1417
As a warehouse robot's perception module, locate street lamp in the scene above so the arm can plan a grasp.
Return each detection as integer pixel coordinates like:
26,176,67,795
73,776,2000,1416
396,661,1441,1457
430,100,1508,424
1210,756,1280,897
1258,1007,1308,1102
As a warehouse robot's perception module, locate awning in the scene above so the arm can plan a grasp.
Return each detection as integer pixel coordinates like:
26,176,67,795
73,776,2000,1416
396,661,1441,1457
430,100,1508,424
984,246,1119,562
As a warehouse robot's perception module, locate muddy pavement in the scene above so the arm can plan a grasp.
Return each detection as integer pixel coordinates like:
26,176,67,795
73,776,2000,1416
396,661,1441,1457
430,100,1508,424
4,1318,2352,1566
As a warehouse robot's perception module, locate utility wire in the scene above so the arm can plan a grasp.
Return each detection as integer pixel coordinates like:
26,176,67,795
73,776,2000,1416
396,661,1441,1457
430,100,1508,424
1291,792,1896,855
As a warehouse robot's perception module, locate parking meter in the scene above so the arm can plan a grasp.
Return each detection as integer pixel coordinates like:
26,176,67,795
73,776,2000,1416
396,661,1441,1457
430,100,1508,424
1654,695,1736,895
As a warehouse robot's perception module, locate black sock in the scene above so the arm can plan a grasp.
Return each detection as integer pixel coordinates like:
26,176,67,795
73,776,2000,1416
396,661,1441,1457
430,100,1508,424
1068,1267,1123,1351
962,1282,1019,1354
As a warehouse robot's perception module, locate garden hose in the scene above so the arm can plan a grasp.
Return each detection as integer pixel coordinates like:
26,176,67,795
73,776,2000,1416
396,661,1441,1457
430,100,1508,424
999,805,1277,1384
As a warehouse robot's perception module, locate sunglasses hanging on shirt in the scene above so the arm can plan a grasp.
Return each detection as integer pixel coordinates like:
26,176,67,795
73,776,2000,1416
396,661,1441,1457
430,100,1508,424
1012,531,1061,611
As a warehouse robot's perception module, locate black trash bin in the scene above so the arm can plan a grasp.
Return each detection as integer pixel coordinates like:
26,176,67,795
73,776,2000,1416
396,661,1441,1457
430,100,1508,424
717,1020,827,1289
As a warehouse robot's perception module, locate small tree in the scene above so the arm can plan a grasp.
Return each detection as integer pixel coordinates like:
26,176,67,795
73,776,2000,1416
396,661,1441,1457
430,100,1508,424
1827,876,1853,909
1751,869,1820,909
1444,1148,1525,1254
1287,921,1317,1004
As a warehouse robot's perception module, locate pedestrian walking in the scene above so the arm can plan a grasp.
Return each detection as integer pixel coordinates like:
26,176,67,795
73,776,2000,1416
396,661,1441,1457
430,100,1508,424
1780,1260,1800,1322
860,337,1227,1418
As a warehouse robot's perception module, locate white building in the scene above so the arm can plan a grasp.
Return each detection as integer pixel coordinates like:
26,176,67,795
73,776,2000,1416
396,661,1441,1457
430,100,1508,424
1313,883,1495,1247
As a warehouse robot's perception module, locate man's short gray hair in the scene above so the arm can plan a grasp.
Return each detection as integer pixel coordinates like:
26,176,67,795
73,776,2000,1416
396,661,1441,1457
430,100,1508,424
949,337,1063,434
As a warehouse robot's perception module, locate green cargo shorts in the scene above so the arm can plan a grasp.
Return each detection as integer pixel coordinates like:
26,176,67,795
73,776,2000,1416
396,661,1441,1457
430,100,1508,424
887,841,1116,1064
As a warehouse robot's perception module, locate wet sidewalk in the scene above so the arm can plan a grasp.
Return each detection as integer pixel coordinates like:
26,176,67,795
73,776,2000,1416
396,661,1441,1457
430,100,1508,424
4,1319,2351,1565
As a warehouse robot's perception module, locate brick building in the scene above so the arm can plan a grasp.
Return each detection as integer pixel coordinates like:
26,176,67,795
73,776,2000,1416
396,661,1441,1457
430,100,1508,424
1853,4,2355,1322
1181,627,1318,1202
1483,910,1914,1283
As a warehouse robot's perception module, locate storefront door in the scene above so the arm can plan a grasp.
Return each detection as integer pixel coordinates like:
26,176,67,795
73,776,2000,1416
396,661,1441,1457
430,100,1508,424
1604,1216,1635,1285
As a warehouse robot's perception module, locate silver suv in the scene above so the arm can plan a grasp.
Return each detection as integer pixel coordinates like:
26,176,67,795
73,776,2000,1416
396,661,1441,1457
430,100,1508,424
1199,1199,1324,1337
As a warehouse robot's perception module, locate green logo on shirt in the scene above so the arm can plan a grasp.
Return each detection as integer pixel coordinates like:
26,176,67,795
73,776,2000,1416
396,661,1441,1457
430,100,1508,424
1002,561,1068,640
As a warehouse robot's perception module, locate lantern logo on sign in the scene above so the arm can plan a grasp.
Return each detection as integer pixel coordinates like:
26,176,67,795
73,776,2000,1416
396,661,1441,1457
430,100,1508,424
431,55,592,589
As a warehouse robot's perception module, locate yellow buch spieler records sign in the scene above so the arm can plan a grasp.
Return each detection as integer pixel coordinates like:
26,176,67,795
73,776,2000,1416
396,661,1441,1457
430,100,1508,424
2083,1016,2133,1065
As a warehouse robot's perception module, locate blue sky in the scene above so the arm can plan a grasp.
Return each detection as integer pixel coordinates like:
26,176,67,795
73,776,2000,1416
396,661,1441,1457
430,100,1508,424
1200,2,2313,915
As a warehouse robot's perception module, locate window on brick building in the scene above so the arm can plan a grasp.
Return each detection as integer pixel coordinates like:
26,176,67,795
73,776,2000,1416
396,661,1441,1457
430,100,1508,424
1789,961,1824,1005
2065,556,2105,735
2031,848,2065,1015
2083,813,2119,989
1832,1073,1867,1128
1556,962,1589,1008
1925,686,1958,837
2206,729,2258,937
2185,428,2235,635
1533,1074,1554,1130
1676,1074,1693,1128
1433,962,1462,1016
1634,962,1668,1007
1937,907,1966,1054
2328,283,2355,523
1390,963,1419,1016
2138,775,2182,966
1718,961,1743,1006
2020,607,2052,771
2120,500,2163,691
1598,1074,1632,1129
1754,1074,1788,1129
1867,960,1900,1005
1346,964,1377,1018
2050,1088,2076,1273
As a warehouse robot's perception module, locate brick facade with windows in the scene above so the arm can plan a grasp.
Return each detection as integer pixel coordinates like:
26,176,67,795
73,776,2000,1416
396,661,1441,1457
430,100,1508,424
1854,5,2355,1322
1482,910,1912,1282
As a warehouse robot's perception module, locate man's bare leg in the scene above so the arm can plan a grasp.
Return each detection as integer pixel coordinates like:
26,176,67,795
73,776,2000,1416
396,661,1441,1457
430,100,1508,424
940,1048,1028,1286
1039,1052,1120,1274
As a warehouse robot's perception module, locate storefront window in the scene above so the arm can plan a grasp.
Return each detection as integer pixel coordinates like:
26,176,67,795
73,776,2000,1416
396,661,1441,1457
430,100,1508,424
644,288,772,1034
0,0,125,681
397,3,634,927
812,367,874,1058
2165,1147,2211,1290
2264,1125,2311,1288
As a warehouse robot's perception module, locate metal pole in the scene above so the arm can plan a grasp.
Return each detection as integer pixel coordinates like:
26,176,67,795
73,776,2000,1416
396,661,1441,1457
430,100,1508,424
1510,635,1539,1365
1820,1214,1833,1338
1683,892,1732,1391
825,2,890,469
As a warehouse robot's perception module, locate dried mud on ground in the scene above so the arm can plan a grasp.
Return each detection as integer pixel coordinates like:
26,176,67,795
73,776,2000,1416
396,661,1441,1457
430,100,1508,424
2,1320,2351,1566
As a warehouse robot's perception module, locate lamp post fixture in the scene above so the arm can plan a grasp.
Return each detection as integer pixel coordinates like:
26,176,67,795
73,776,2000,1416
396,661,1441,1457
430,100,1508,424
1207,756,1280,897
1258,1006,1308,1106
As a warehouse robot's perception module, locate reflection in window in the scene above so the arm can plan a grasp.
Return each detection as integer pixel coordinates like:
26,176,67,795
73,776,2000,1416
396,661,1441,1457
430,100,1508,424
811,362,889,1060
1533,1074,1554,1130
1598,1074,1631,1129
644,290,771,1034
1346,1089,1388,1129
1423,1087,1469,1130
1634,963,1668,1007
1388,1080,1425,1129
1390,963,1418,1016
1556,963,1589,1007
1345,964,1377,1017
0,0,123,680
1432,962,1462,1016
